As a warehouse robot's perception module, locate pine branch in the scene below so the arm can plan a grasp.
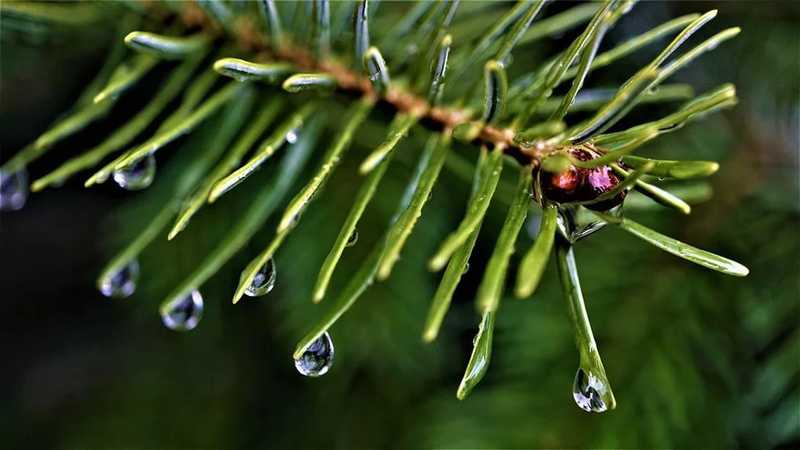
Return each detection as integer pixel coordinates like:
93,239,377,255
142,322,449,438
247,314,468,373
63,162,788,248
0,0,751,415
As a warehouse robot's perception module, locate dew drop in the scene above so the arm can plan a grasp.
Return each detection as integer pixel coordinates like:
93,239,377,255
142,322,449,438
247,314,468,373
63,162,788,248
572,368,609,413
285,212,300,229
556,205,619,243
161,290,204,331
463,262,470,274
113,154,156,191
0,168,28,211
99,259,139,299
243,259,276,297
294,331,334,377
345,230,358,247
285,128,299,144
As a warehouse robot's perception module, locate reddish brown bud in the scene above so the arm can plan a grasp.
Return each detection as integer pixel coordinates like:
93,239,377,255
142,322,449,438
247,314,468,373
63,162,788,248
538,147,626,211
583,165,624,211
542,165,579,203
551,167,580,191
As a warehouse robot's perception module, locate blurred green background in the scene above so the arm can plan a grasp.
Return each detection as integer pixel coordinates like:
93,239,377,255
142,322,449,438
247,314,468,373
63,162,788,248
1,1,798,449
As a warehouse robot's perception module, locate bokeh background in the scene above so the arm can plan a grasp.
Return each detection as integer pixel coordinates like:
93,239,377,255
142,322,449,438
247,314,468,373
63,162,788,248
1,1,798,449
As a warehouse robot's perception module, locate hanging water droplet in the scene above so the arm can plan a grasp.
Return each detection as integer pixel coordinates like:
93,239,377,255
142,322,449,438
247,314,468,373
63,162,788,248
556,206,616,243
161,290,204,331
463,262,470,274
243,259,276,297
345,230,358,247
113,154,156,191
572,368,610,413
285,128,299,144
294,331,334,377
0,167,28,211
99,259,140,299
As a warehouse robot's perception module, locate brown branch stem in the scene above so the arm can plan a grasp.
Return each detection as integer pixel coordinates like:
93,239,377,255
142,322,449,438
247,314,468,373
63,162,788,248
176,3,541,166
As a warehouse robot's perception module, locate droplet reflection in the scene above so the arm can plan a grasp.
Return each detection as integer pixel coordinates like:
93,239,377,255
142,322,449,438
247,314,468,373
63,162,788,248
99,259,140,299
244,259,276,297
113,154,156,191
572,368,610,413
0,168,28,211
161,290,204,331
294,331,334,377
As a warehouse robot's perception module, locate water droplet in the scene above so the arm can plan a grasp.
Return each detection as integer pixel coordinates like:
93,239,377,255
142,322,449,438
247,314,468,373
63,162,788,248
0,168,28,211
283,211,301,229
572,368,609,413
556,206,615,243
99,259,139,299
463,263,470,274
161,290,204,331
345,230,358,247
294,331,334,377
285,129,299,144
113,154,156,191
243,259,276,297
